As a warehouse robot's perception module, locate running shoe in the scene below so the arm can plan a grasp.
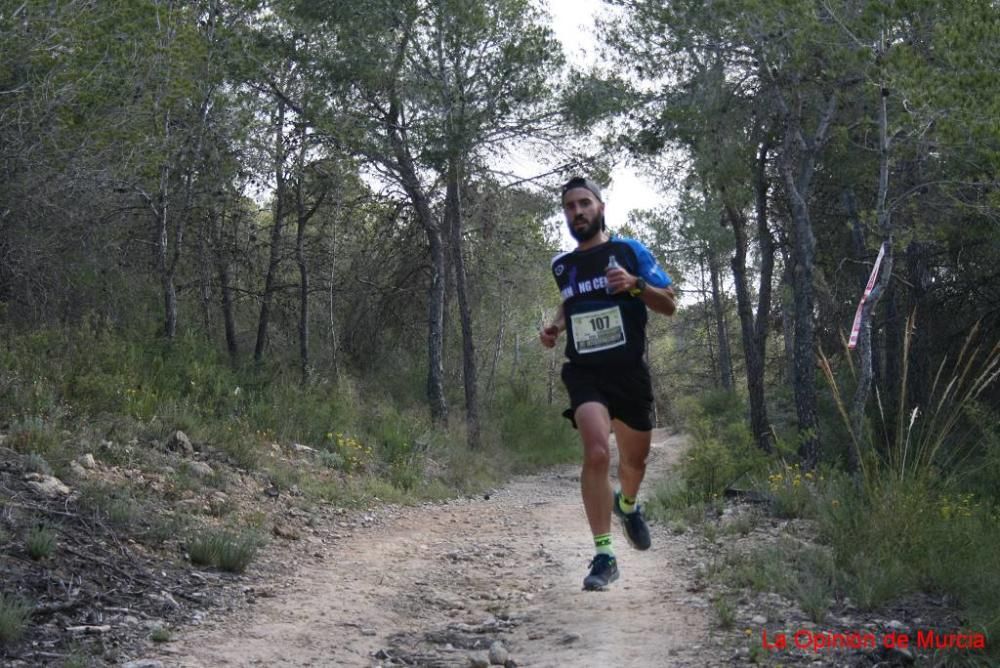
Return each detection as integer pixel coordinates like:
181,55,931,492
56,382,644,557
582,553,619,590
613,490,651,551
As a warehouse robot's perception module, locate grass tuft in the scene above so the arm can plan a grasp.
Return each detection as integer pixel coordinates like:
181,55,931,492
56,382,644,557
22,453,52,476
0,593,32,645
713,596,736,629
25,525,56,560
187,528,261,573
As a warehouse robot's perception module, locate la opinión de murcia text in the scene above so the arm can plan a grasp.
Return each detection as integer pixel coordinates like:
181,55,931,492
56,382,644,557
760,628,986,653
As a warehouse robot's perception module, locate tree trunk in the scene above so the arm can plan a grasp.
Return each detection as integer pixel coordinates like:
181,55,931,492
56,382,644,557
425,230,449,424
485,286,507,405
780,246,796,384
218,259,238,364
726,135,776,453
384,108,448,423
698,254,718,383
155,159,178,339
254,101,287,363
198,209,213,336
295,135,311,387
778,92,837,469
849,78,894,467
751,137,776,446
905,241,931,410
446,158,480,448
328,214,340,379
709,249,734,391
211,205,239,364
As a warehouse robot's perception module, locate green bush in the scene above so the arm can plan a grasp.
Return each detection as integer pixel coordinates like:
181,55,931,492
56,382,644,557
0,593,32,645
713,596,736,629
673,391,768,501
812,472,1000,650
492,384,578,472
25,526,56,560
763,463,823,519
21,453,52,476
722,539,841,622
5,420,61,458
187,528,261,573
77,482,142,530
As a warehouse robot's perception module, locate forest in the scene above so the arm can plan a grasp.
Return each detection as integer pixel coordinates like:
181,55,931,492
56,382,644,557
1,0,999,663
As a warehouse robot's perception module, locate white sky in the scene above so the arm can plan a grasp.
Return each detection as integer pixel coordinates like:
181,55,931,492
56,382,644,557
540,0,665,246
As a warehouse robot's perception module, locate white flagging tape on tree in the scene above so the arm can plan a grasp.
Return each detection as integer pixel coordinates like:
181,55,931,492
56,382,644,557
848,243,887,350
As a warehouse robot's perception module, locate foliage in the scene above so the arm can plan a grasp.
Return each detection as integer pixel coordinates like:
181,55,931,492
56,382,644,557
21,453,52,477
0,594,32,645
25,526,56,561
674,391,768,501
820,320,1000,485
713,596,736,630
186,528,262,574
490,383,579,472
764,463,822,519
721,538,840,624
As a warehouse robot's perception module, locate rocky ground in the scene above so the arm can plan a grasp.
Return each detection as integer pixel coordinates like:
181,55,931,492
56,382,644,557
1,429,983,667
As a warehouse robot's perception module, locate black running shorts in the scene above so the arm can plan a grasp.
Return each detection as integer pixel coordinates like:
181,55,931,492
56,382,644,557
560,361,655,432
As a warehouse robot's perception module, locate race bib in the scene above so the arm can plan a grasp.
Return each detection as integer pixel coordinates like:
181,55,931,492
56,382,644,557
570,306,626,354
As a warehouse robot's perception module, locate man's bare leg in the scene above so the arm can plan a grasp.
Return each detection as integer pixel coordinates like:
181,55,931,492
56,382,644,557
612,419,652,500
574,402,613,536
610,419,653,550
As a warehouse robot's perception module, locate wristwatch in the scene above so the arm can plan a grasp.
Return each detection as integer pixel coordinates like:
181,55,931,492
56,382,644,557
629,277,646,297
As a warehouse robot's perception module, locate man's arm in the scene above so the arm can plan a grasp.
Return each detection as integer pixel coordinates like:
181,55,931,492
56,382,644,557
606,268,677,316
639,284,676,316
539,303,565,348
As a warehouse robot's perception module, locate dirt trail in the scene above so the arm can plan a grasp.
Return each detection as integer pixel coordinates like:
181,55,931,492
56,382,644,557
159,431,711,667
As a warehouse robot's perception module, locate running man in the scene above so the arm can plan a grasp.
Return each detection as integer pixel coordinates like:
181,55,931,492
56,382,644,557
539,176,676,590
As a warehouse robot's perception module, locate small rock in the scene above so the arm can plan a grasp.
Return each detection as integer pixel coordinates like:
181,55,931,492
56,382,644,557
879,645,915,664
78,453,97,469
272,524,301,540
887,619,907,631
560,633,581,645
69,461,88,478
291,443,316,455
469,653,490,668
488,641,508,665
504,660,518,668
186,461,214,478
751,615,768,625
121,661,164,668
360,628,377,637
150,592,180,610
66,625,111,634
208,491,229,511
24,473,71,497
166,431,194,455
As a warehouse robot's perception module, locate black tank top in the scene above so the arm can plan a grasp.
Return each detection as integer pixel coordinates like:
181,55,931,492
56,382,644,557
551,237,672,368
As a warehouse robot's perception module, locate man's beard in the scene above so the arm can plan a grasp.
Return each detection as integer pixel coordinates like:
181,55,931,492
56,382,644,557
569,213,604,242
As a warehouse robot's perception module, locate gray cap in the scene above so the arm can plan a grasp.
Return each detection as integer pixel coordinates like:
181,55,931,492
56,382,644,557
560,176,603,203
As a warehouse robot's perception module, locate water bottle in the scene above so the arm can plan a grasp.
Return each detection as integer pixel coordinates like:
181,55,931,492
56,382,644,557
606,254,619,294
